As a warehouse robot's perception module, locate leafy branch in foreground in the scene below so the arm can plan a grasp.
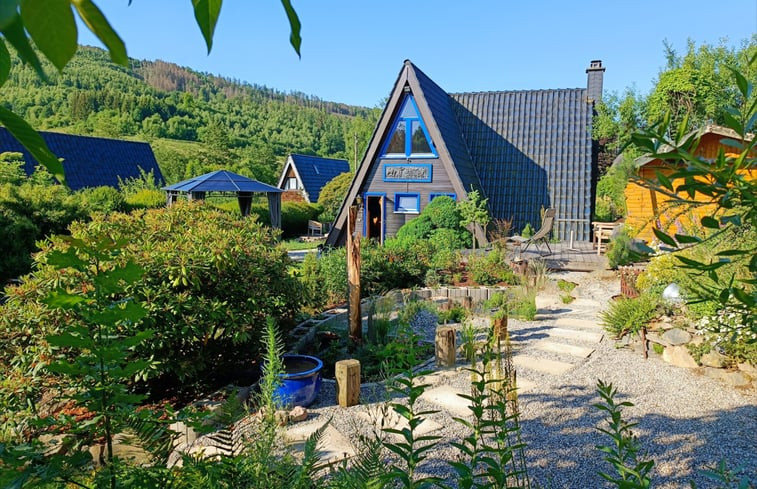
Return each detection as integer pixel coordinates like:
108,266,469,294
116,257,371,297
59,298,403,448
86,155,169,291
0,0,301,184
629,60,757,336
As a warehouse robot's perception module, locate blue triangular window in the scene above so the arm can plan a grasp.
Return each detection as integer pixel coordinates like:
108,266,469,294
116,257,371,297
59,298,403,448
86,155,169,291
381,95,437,158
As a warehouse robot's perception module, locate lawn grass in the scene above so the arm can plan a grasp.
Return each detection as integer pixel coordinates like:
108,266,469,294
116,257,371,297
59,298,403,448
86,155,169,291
281,238,325,250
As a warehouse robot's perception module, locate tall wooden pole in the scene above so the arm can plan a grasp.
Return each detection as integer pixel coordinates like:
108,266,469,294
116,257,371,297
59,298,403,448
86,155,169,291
347,204,362,344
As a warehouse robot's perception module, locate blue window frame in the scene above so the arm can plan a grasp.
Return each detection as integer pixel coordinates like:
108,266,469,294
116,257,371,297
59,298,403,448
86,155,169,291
394,193,420,214
429,192,456,202
381,95,437,158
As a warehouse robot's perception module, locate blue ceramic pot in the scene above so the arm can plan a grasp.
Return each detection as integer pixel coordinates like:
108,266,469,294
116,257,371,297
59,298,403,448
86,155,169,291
274,354,323,407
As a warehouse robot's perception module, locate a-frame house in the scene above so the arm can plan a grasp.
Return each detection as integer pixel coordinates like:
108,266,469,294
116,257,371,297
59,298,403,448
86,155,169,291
276,153,350,204
326,59,603,246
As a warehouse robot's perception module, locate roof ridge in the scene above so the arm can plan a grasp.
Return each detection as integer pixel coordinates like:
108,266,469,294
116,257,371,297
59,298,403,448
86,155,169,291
450,87,585,96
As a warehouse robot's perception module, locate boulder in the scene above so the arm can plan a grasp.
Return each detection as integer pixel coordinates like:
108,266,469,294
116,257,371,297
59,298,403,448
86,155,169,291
738,362,757,378
703,367,752,387
662,328,692,346
662,346,698,368
289,406,308,423
646,332,671,347
700,351,728,369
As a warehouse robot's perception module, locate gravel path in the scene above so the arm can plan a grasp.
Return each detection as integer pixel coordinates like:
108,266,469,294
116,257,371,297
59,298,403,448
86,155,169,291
297,271,756,488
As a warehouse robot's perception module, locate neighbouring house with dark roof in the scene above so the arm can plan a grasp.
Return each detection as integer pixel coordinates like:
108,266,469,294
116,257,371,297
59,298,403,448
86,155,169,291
276,153,350,203
326,59,604,246
0,128,164,190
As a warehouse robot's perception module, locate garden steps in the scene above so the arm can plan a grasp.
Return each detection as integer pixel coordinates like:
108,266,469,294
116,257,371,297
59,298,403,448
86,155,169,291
545,327,603,343
553,317,602,330
285,417,356,463
513,355,575,375
532,340,595,358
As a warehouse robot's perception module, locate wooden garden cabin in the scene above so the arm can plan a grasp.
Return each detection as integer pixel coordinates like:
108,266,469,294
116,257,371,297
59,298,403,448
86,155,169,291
326,59,604,246
624,125,755,242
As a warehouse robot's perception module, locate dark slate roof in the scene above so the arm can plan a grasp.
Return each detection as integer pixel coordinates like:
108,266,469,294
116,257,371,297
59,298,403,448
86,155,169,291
411,63,482,194
451,89,594,240
0,128,164,191
164,170,282,193
289,154,349,202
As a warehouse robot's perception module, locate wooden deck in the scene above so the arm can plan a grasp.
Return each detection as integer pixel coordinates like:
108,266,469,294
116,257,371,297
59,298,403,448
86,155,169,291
508,241,609,272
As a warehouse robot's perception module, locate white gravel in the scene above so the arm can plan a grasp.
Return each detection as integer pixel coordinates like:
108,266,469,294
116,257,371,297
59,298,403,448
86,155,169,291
302,271,756,488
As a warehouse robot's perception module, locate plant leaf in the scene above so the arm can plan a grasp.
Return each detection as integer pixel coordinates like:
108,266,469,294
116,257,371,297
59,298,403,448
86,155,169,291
191,0,222,54
652,227,677,247
72,0,127,65
1,13,45,79
0,1,20,30
20,0,77,71
0,106,65,184
701,216,720,229
0,39,10,86
280,0,301,58
43,290,87,309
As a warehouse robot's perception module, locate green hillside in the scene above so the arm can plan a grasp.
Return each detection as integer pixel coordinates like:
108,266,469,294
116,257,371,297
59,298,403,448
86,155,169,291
2,46,380,184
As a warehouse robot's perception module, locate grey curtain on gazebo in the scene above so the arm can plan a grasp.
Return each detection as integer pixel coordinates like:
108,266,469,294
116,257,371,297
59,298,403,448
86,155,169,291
267,192,281,229
238,192,252,216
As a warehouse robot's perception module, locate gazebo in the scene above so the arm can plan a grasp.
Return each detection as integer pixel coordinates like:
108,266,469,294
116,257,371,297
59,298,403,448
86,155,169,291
163,170,283,228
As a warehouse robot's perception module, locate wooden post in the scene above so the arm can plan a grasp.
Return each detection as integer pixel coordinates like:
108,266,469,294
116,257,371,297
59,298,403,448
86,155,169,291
335,359,361,407
435,326,456,367
462,295,473,311
347,204,362,344
493,314,508,342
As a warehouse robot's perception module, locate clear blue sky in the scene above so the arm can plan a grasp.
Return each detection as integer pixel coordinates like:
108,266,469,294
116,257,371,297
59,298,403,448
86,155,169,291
77,1,756,108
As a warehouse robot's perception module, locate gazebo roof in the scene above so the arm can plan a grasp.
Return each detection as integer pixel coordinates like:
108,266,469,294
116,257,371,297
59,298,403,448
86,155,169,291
163,170,282,193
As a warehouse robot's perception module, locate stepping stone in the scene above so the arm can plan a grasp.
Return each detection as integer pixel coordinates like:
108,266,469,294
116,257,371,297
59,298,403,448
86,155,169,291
569,298,603,309
356,408,443,439
514,355,574,375
515,377,536,392
547,327,603,343
419,385,473,418
286,422,355,463
533,340,595,358
554,317,602,330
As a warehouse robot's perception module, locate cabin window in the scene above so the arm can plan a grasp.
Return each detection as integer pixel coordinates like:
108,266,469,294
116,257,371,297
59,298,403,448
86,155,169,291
429,193,456,202
394,193,420,214
381,95,436,158
285,177,298,190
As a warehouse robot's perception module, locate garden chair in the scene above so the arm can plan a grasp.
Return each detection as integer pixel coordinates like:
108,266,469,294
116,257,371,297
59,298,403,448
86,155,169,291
509,208,556,255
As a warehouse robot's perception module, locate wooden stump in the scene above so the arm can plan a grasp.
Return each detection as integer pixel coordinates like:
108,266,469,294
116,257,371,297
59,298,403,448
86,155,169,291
435,326,456,367
493,315,508,342
462,295,473,311
335,359,360,407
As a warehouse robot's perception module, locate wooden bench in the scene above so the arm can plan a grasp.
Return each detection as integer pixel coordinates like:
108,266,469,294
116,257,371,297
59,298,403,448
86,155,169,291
307,220,323,237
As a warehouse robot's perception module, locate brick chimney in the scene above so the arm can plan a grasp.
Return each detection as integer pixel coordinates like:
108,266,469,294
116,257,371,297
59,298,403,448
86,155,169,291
586,60,605,104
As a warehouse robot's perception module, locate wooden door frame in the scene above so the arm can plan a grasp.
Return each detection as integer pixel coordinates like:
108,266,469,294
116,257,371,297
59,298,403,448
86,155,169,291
363,192,386,244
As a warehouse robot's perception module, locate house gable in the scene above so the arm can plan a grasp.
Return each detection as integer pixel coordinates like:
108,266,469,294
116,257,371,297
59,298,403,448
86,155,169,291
327,61,476,246
276,154,349,203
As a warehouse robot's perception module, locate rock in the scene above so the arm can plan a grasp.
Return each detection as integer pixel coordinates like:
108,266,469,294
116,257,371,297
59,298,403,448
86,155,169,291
700,351,728,368
703,367,752,387
662,328,692,346
689,335,705,346
38,434,70,456
169,421,198,447
662,346,698,368
289,406,308,423
646,332,671,347
275,410,290,426
738,362,757,378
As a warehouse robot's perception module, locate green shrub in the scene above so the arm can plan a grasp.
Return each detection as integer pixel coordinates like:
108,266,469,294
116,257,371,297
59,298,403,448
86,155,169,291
557,279,577,292
125,188,166,209
599,292,660,338
521,222,534,238
467,249,517,286
0,202,302,387
396,214,434,241
77,185,127,214
510,286,537,321
317,246,347,306
317,171,352,224
280,201,322,238
606,226,647,268
424,195,461,229
429,227,470,251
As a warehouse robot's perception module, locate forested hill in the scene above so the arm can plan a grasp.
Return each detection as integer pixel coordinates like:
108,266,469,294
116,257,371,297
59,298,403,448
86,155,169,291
2,46,379,184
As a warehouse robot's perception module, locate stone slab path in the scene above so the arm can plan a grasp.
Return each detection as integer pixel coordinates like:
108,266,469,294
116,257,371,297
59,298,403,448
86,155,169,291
264,271,755,487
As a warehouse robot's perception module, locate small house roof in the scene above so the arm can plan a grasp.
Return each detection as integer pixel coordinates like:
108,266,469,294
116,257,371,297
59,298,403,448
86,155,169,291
0,128,163,190
278,154,349,202
633,124,753,168
163,170,282,193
